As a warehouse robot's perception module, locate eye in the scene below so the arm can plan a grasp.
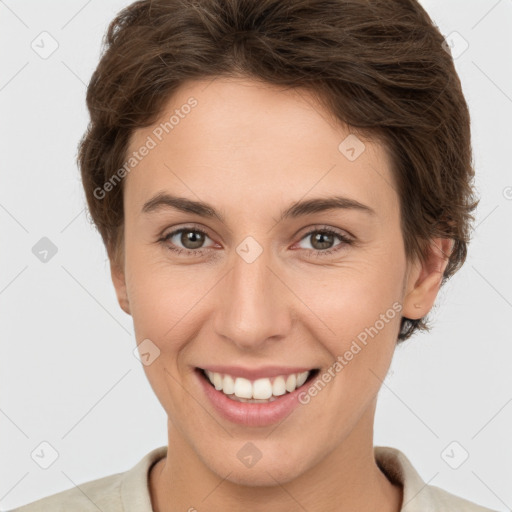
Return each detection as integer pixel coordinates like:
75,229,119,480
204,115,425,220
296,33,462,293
159,226,216,257
295,226,353,257
158,224,353,258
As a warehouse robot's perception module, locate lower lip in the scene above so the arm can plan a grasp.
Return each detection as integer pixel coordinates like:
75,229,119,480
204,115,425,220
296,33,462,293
195,369,314,427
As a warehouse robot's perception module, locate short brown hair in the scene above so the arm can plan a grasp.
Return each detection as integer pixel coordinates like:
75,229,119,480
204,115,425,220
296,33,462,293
78,0,479,343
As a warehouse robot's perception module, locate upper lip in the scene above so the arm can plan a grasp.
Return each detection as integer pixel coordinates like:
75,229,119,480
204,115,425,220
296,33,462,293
198,365,317,380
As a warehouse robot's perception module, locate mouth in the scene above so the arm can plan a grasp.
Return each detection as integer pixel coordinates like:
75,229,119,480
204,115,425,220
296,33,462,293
195,367,320,403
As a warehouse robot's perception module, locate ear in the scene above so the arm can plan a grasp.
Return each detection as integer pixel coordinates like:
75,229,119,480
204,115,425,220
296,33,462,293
109,254,131,316
402,237,453,320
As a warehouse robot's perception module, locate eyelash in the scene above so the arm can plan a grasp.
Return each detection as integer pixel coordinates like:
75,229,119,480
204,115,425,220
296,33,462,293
158,225,354,258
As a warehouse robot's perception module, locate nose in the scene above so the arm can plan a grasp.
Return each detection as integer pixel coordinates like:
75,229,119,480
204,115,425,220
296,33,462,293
212,247,293,352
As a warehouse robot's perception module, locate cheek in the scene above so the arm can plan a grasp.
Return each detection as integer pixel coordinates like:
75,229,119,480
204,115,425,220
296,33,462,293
295,262,403,421
294,258,403,337
286,248,405,391
124,255,205,414
124,246,216,356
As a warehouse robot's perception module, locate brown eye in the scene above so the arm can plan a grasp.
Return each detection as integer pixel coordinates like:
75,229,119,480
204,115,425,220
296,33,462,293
178,229,206,249
296,227,353,257
309,231,336,250
161,227,214,255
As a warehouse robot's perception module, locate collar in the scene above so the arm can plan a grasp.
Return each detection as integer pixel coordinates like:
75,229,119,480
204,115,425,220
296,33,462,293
119,444,443,511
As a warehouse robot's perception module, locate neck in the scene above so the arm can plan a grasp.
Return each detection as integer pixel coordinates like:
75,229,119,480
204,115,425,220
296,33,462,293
149,402,403,512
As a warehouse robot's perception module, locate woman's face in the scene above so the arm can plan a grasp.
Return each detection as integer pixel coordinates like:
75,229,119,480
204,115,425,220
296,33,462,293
113,77,428,485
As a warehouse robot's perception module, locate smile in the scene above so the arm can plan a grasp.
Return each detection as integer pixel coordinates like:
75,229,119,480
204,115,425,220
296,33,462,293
194,365,321,426
201,368,317,402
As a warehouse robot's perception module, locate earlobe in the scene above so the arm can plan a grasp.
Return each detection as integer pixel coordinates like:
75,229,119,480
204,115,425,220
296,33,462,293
110,259,131,316
402,238,453,320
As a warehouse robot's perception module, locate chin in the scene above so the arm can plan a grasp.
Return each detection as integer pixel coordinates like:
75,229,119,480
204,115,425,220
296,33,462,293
223,464,304,487
203,445,313,487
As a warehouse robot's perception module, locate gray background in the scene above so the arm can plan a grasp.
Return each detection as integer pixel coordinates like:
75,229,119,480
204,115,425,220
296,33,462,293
1,0,511,510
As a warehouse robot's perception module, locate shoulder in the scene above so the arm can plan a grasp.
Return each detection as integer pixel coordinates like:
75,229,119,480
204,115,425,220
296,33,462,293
424,484,498,511
9,471,123,512
9,445,167,512
374,445,498,512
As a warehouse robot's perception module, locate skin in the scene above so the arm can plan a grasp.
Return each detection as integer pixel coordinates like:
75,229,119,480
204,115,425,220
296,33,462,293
109,76,452,512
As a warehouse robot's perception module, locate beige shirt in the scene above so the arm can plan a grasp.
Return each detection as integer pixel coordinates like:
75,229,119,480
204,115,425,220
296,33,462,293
11,445,497,511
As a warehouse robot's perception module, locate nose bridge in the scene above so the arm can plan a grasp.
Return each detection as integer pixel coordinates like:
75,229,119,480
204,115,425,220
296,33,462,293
213,243,292,350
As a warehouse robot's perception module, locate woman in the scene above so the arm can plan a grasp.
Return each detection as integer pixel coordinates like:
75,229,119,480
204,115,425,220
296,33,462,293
12,0,497,510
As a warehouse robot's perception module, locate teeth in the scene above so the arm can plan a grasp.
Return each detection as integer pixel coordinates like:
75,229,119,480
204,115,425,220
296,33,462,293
296,371,308,387
228,395,279,403
223,374,235,395
203,370,311,399
252,378,273,399
285,374,296,392
213,372,223,390
272,376,287,396
234,377,253,398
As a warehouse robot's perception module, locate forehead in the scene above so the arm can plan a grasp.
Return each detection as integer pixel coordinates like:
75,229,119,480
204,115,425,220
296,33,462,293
124,77,398,223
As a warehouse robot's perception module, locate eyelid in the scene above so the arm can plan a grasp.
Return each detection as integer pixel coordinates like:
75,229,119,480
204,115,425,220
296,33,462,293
162,222,210,236
295,224,353,241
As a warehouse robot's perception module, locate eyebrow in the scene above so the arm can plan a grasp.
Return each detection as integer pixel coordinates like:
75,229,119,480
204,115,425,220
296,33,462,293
141,191,376,222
